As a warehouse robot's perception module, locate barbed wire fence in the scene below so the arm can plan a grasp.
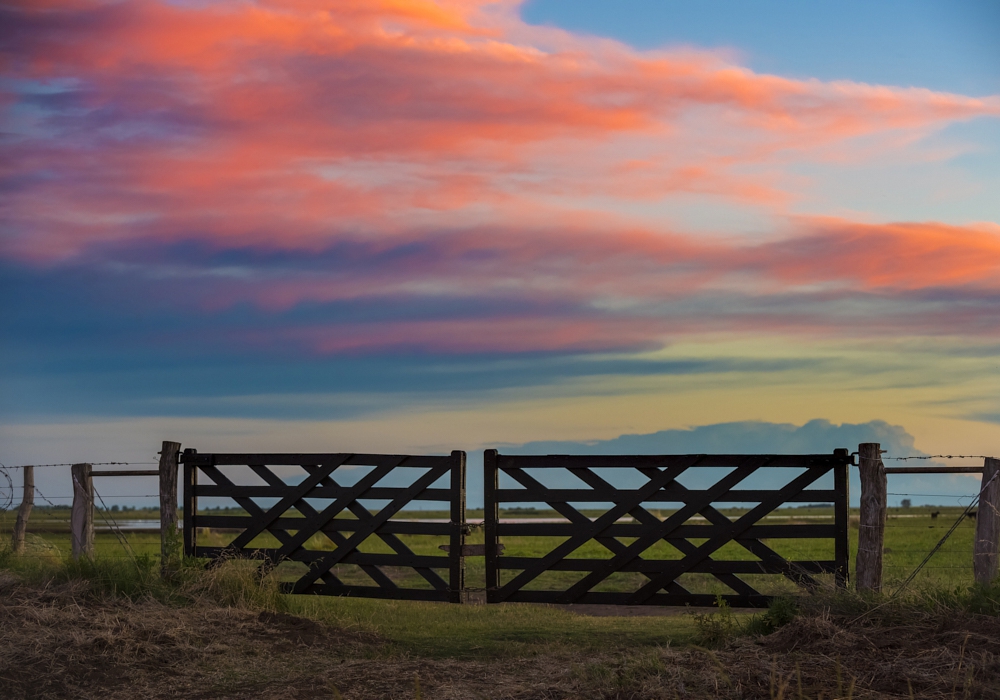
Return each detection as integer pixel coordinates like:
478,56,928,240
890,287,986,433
1,452,997,579
1,461,162,562
874,453,993,589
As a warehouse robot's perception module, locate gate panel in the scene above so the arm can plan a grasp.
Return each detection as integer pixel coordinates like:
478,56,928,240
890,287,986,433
484,451,851,607
182,450,466,602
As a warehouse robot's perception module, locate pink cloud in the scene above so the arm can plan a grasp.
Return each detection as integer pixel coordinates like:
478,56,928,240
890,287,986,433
2,0,998,264
104,218,998,357
3,1,999,357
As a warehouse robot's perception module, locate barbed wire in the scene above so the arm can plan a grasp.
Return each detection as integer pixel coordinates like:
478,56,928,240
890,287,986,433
884,454,992,461
1,462,158,469
0,465,13,510
887,492,971,498
892,468,1000,597
20,493,159,501
92,483,140,564
33,484,67,510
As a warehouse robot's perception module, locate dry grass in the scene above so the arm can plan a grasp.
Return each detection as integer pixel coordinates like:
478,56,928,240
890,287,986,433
3,564,1000,699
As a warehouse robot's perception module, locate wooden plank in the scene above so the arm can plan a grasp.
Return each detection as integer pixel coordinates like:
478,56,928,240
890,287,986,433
449,451,466,603
92,469,160,477
193,485,453,501
11,465,34,554
885,466,983,474
493,457,704,601
496,590,773,608
194,514,453,536
255,463,411,591
70,463,94,559
497,453,849,469
288,583,451,602
196,546,450,568
291,466,450,592
195,464,347,589
552,457,769,604
159,441,181,575
186,452,454,467
270,457,410,559
627,466,830,604
494,488,841,503
183,459,196,558
494,522,836,538
974,457,1000,585
245,463,379,588
238,460,448,592
626,502,752,597
496,557,837,574
834,461,850,587
632,467,819,591
500,468,693,596
222,455,354,552
484,449,500,593
856,442,886,592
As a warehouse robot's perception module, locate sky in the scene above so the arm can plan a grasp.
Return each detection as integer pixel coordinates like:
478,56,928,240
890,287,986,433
1,0,999,506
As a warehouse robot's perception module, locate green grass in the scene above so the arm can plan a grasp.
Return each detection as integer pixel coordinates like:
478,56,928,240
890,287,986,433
288,595,701,658
4,505,980,591
0,504,983,660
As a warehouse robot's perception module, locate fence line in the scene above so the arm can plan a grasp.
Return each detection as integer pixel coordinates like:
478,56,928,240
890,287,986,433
5,442,999,601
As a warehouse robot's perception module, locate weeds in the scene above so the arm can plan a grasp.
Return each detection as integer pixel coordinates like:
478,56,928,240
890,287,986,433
743,596,799,636
0,546,287,611
690,595,739,647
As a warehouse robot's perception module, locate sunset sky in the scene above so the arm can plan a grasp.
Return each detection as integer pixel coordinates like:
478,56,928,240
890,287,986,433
1,0,999,503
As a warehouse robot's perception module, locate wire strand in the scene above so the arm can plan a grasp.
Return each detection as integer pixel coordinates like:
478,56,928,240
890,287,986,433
892,469,999,597
92,483,140,565
2,461,158,469
884,454,992,461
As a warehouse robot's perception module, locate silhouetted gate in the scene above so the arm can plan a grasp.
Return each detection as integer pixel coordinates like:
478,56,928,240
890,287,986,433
483,450,851,607
181,450,466,602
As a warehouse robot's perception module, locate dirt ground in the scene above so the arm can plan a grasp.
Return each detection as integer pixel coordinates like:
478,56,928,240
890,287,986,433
3,574,1000,699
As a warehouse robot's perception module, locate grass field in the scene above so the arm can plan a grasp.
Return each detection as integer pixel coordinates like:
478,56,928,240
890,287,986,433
0,503,980,654
1,504,997,699
2,503,979,592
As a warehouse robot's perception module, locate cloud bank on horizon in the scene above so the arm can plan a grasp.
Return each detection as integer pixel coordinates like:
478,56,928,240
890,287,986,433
2,0,999,454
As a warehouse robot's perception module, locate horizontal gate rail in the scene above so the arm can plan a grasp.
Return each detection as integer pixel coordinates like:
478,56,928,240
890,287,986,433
484,450,851,608
182,450,466,602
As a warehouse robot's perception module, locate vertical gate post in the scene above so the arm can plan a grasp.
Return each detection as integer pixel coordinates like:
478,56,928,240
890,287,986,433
833,451,850,587
484,449,500,600
71,463,94,559
182,449,198,559
856,443,886,592
974,457,1000,585
11,465,34,554
449,450,467,603
158,441,182,575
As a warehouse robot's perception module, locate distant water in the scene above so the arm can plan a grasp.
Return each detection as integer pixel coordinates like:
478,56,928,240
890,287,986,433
96,519,171,530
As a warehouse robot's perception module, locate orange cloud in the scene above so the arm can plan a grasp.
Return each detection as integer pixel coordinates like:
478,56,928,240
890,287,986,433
3,0,998,264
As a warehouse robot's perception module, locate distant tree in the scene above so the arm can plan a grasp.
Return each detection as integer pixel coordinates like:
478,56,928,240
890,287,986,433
110,504,119,512
901,499,912,508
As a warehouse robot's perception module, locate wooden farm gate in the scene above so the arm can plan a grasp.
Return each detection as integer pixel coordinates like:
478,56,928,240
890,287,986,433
483,450,851,607
181,450,467,602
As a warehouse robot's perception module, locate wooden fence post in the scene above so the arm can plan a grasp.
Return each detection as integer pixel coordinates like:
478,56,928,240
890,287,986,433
71,463,94,559
11,466,34,554
974,457,1000,586
856,443,886,592
159,441,182,575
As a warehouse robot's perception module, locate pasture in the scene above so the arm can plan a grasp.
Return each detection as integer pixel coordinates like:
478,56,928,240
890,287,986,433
5,503,980,595
2,504,996,699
